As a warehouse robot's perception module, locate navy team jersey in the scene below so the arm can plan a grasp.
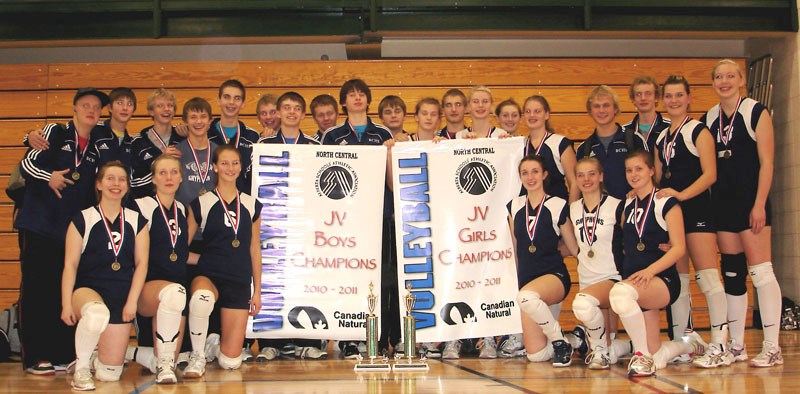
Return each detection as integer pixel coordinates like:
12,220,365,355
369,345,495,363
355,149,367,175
16,122,101,239
701,97,766,202
257,129,321,145
619,192,679,279
623,112,670,154
73,206,147,291
133,196,189,284
92,121,135,170
575,124,645,200
508,194,568,287
522,133,574,200
191,191,263,286
655,119,708,196
207,119,260,193
130,126,185,198
569,195,623,288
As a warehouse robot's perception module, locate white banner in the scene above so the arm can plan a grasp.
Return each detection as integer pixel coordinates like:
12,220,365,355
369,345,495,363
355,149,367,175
249,144,386,340
392,137,525,342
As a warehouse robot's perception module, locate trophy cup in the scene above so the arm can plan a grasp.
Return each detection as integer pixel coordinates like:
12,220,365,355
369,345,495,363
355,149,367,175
392,284,429,371
354,282,391,372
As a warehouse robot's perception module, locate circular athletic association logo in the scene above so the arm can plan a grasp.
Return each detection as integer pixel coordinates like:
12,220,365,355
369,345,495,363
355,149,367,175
455,158,497,195
315,161,359,199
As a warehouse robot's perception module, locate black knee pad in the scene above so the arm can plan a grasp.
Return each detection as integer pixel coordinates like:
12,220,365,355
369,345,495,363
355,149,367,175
721,253,747,296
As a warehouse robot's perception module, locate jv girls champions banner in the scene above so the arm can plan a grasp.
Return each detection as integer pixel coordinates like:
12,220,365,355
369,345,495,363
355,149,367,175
392,137,525,342
248,144,386,340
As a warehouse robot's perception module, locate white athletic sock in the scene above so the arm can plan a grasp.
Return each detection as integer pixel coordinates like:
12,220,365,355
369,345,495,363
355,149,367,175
653,340,692,369
155,287,184,361
727,294,748,345
75,303,109,371
751,262,783,344
697,270,729,345
518,291,563,342
611,338,633,358
131,346,156,373
669,273,692,339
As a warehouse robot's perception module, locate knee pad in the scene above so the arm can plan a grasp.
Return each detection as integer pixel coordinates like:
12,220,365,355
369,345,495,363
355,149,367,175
572,293,602,324
516,290,545,316
80,302,110,334
158,283,187,313
93,358,123,381
189,289,216,317
695,269,724,296
609,282,640,319
217,351,242,370
721,253,748,296
526,344,553,362
749,262,777,288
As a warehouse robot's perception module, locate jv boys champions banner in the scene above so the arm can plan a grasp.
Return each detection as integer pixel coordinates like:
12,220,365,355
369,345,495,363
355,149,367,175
249,144,387,340
392,137,525,342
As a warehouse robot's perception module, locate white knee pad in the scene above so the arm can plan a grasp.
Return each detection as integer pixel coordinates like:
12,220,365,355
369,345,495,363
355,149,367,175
695,269,724,296
572,293,602,324
80,302,110,334
93,358,123,381
158,283,187,313
189,289,216,317
526,344,553,362
609,282,640,319
749,262,777,288
516,290,545,316
217,351,242,370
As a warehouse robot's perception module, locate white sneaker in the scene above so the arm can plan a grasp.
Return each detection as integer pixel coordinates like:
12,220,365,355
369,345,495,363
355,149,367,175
693,343,733,368
499,334,525,358
585,347,611,370
628,352,655,377
421,342,441,359
749,341,783,367
241,347,254,362
176,351,191,367
442,340,462,359
478,337,498,359
256,347,279,362
204,333,220,362
297,346,328,360
183,352,206,379
71,368,95,391
155,357,177,384
728,339,749,362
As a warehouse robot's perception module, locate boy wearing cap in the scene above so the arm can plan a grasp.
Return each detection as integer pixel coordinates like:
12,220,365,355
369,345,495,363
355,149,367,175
16,88,109,375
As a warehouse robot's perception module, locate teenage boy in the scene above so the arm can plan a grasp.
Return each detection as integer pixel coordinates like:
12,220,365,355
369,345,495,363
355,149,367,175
256,94,281,138
378,95,410,142
310,94,339,140
437,89,468,139
623,76,670,153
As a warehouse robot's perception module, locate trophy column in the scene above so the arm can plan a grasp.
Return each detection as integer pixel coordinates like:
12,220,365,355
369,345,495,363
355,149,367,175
354,282,391,372
393,284,429,371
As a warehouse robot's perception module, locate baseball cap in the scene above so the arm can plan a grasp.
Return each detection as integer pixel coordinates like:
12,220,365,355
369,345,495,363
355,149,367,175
73,87,110,107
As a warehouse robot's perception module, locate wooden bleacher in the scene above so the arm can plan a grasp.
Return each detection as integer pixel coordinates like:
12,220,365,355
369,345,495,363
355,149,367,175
0,58,754,329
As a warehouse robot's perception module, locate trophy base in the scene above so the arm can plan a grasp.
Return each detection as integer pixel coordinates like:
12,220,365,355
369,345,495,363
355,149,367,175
354,362,392,372
392,361,430,372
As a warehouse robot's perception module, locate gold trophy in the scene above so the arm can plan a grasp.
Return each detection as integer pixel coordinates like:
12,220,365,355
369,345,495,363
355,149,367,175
354,282,391,372
392,284,429,371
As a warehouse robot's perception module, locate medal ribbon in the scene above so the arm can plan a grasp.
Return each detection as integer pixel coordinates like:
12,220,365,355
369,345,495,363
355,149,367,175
187,138,210,185
663,116,689,168
525,194,547,244
719,96,743,147
215,188,240,240
74,129,90,170
155,194,178,251
218,123,241,148
279,130,300,144
98,205,125,262
637,116,658,142
151,128,171,152
525,132,549,157
634,187,656,244
582,197,602,248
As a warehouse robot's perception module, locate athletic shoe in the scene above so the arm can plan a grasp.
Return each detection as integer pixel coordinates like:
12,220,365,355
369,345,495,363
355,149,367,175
628,352,655,377
176,351,190,367
256,347,279,362
204,333,220,362
551,339,573,367
394,342,405,358
71,368,95,391
478,337,498,359
26,361,55,376
571,326,589,359
499,334,525,358
241,347,254,363
749,341,783,367
155,358,177,384
693,343,733,368
281,343,296,357
585,347,611,370
183,352,206,379
728,339,749,362
342,343,361,360
442,340,462,359
421,342,441,359
297,346,328,360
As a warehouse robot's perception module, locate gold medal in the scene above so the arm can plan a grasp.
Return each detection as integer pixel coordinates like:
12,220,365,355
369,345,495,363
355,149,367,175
528,244,536,253
723,150,731,159
199,188,207,196
169,252,178,262
636,242,645,252
232,239,240,248
587,249,594,258
664,170,671,179
111,261,121,271
72,172,80,181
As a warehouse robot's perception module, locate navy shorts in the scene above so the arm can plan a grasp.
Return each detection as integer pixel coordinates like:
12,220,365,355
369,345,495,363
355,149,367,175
681,195,716,234
209,276,252,310
75,283,130,324
713,197,772,233
519,266,572,302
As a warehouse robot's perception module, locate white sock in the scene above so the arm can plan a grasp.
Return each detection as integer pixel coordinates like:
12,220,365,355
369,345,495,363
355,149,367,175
155,285,185,361
750,262,783,344
727,294,748,345
611,338,633,358
653,340,692,369
696,269,729,345
669,273,692,338
132,346,156,373
517,291,563,342
75,302,109,371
